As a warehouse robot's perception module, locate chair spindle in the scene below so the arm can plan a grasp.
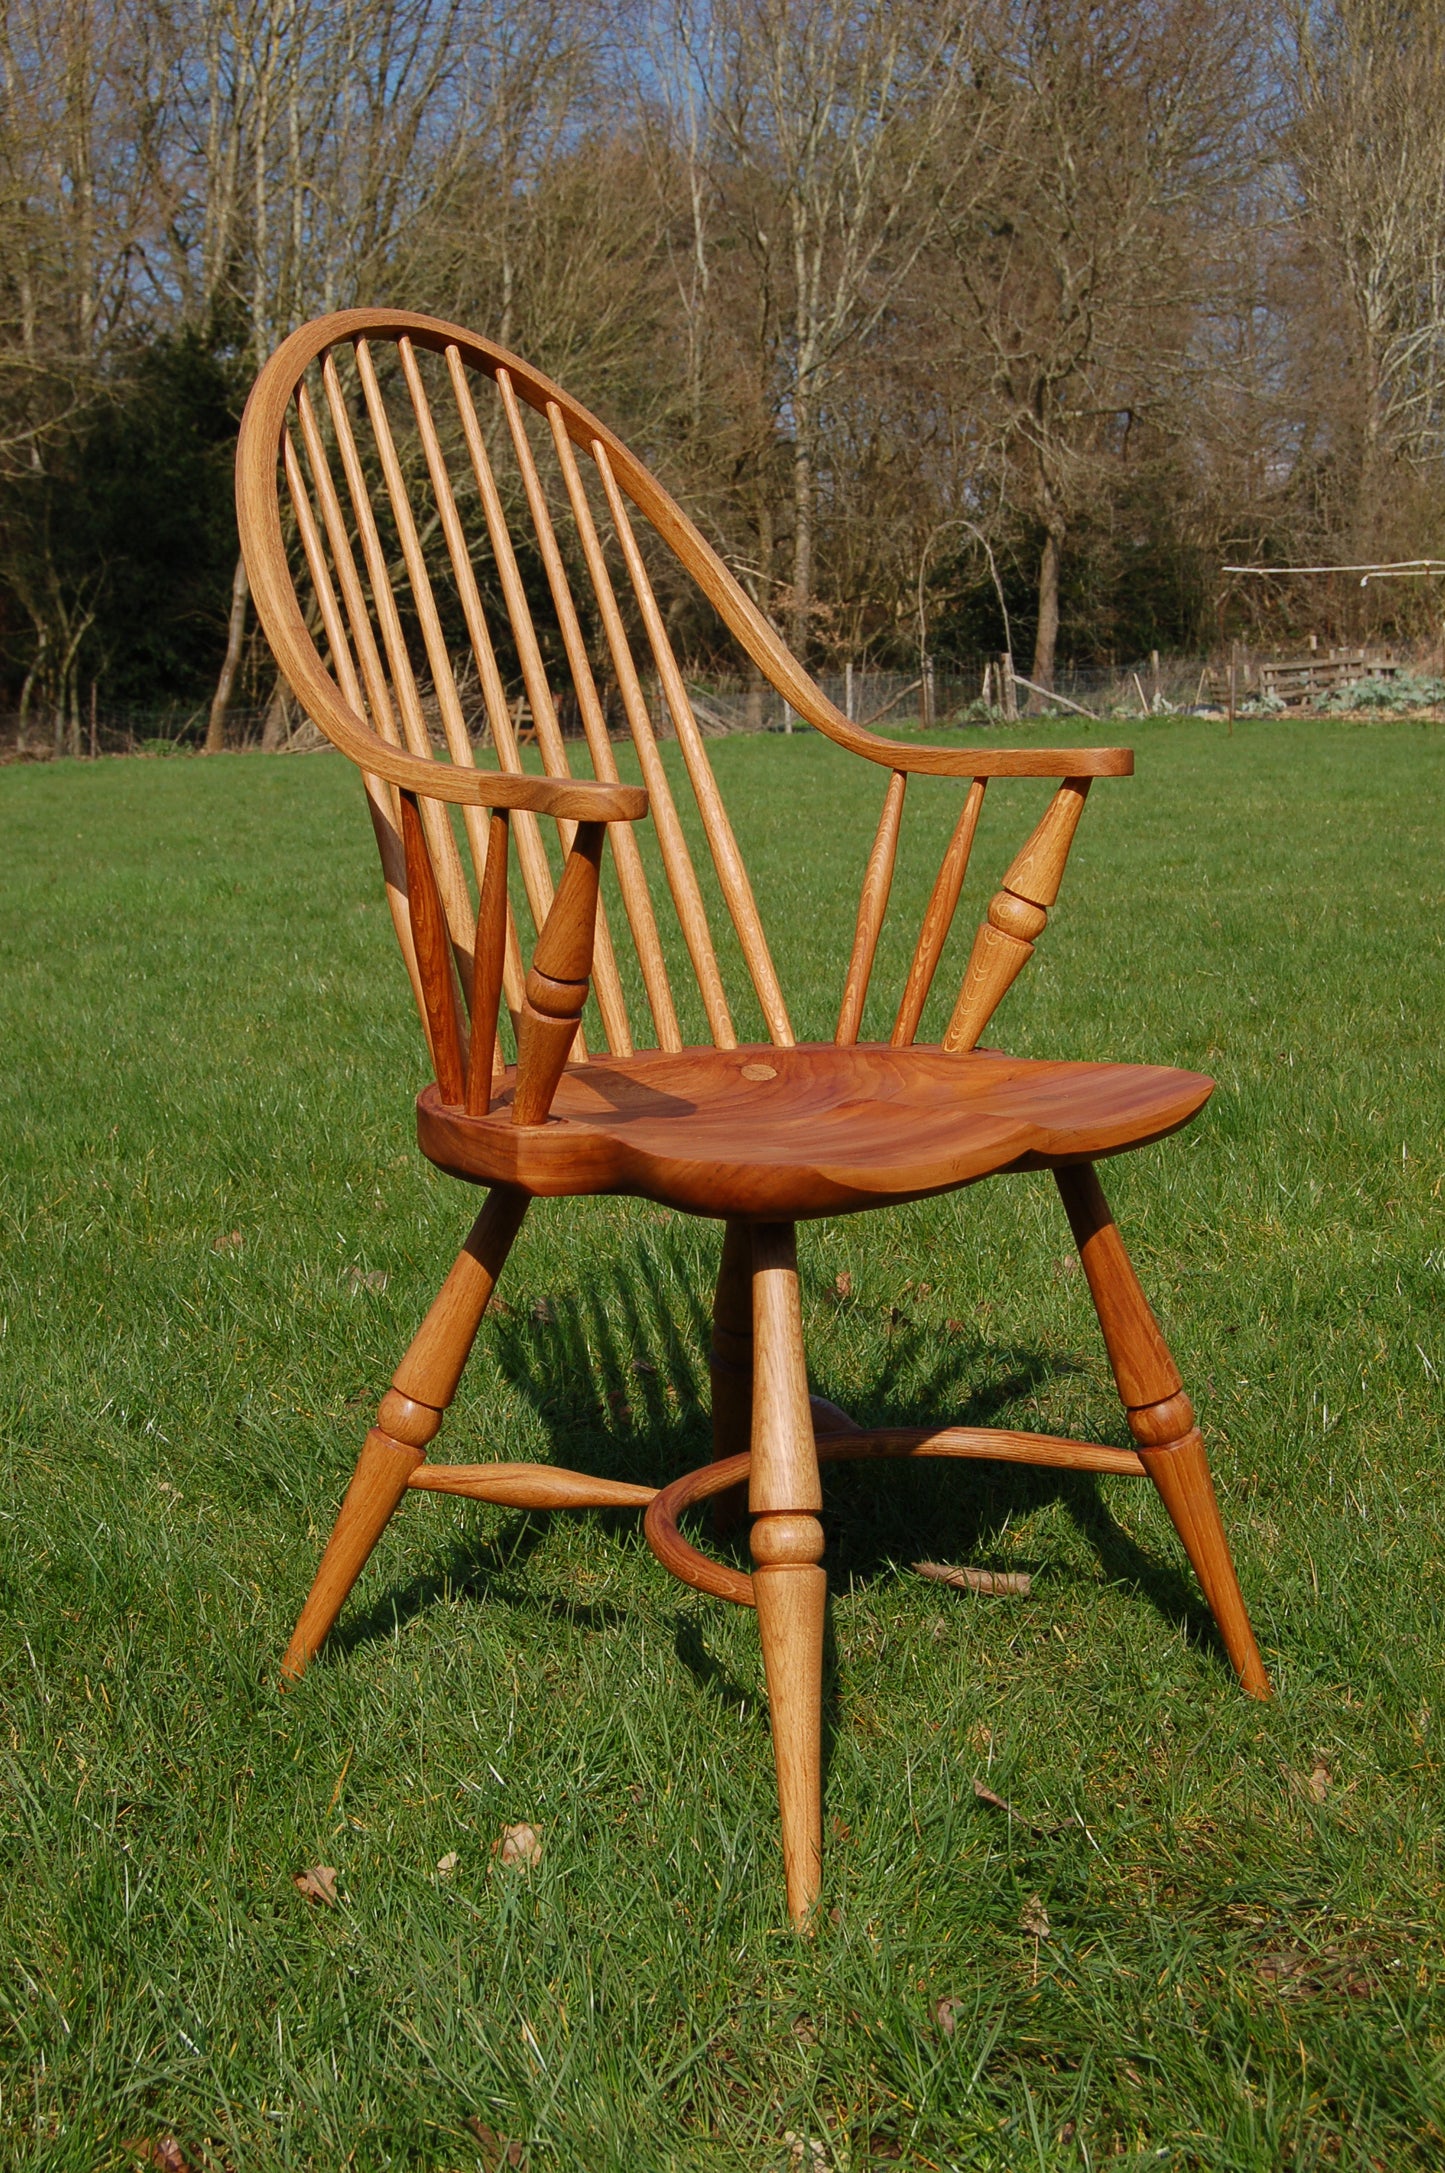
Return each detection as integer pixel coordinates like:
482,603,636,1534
546,408,684,1051
400,789,467,1103
467,811,510,1116
593,445,794,1047
565,437,735,1046
447,353,604,1056
394,339,533,1028
493,368,637,1057
356,337,497,917
294,382,403,750
836,768,907,1044
891,777,988,1045
284,424,430,1038
320,352,476,981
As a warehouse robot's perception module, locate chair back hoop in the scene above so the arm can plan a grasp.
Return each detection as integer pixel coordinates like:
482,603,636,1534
236,308,1132,1086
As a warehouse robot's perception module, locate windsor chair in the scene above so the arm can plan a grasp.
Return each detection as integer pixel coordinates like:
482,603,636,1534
236,307,1269,1932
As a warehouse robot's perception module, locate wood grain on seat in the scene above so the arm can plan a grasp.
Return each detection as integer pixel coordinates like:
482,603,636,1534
416,1043,1213,1218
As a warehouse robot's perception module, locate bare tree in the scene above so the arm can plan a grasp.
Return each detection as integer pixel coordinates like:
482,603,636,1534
0,0,180,746
168,0,474,746
1277,0,1445,560
940,0,1254,692
710,0,982,658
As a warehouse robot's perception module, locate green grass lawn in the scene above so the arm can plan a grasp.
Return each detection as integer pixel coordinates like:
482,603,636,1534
2,717,1443,2171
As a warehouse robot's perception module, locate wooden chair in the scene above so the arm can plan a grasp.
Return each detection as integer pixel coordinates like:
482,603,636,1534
236,308,1270,1931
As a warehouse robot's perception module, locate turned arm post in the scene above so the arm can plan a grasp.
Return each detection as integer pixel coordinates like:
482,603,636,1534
511,820,607,1126
943,776,1091,1052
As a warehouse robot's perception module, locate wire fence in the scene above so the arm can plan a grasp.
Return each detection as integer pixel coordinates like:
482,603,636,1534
676,655,1217,732
6,642,1441,762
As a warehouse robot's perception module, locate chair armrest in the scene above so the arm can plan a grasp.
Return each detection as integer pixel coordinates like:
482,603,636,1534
314,686,648,820
831,735,1132,780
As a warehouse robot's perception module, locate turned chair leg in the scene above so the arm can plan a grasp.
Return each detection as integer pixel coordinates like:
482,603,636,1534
280,1186,529,1682
749,1222,827,1929
1055,1163,1270,1700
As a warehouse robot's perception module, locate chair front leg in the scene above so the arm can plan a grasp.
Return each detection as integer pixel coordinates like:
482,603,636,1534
280,1185,529,1681
1054,1162,1270,1700
748,1222,827,1930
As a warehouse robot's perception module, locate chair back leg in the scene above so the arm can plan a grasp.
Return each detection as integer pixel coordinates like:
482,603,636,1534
748,1223,827,1929
1054,1163,1270,1700
280,1187,529,1681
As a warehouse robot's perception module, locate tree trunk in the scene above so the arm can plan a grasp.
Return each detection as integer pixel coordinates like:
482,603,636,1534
206,554,250,753
1030,523,1064,699
260,676,290,750
791,417,813,664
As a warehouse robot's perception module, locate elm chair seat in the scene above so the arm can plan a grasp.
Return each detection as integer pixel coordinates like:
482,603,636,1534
417,1045,1214,1219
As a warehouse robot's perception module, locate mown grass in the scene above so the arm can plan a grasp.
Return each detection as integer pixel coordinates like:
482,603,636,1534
1,716,1443,2171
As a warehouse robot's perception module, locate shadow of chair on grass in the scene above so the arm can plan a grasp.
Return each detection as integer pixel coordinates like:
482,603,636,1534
326,1227,1229,1692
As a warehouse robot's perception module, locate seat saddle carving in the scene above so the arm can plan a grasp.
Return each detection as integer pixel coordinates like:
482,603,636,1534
237,307,1270,1933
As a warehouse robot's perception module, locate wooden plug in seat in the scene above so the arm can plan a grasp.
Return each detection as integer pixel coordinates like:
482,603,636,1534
237,307,1270,1931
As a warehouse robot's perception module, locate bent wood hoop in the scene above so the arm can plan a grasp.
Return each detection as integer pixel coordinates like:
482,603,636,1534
644,1426,1149,1607
239,308,1131,787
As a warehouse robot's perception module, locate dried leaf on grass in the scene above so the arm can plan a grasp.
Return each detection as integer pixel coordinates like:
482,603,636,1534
292,1864,338,1906
465,2117,526,2169
1020,1894,1052,1939
972,1777,1069,1840
211,1230,243,1252
933,1996,965,2039
1287,1759,1332,1803
493,1821,543,1869
436,1850,460,1878
827,1271,853,1303
347,1266,388,1294
529,1297,556,1324
1254,1944,1381,1999
784,2134,829,2170
915,1560,1032,1598
125,2140,193,2171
